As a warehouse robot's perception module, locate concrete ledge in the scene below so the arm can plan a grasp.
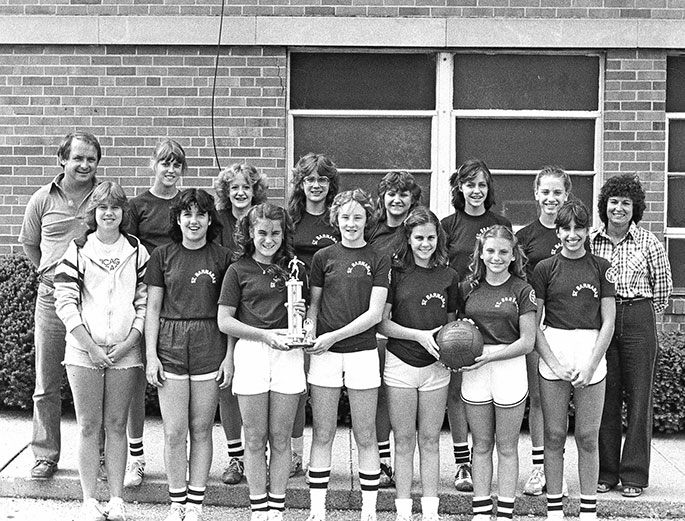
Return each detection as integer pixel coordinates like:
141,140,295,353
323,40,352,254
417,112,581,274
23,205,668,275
1,412,685,517
0,16,684,49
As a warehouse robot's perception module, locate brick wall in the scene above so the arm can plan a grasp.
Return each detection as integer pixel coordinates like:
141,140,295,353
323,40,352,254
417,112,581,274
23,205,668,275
0,44,287,254
1,0,684,19
603,49,667,239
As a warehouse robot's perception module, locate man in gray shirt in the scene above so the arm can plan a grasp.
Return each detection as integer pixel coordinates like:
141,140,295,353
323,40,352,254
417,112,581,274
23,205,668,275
19,132,101,479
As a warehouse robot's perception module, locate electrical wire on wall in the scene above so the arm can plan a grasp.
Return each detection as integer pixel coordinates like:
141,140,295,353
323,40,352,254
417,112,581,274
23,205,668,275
210,0,228,173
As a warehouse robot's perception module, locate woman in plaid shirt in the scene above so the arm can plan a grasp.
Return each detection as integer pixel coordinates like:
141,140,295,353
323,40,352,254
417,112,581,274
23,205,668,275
590,173,672,499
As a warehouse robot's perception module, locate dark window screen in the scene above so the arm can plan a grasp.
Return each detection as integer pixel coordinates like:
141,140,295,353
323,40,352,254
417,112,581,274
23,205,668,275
667,238,685,291
294,117,432,170
290,53,436,110
337,171,431,208
455,119,595,171
666,56,685,112
668,176,685,227
453,54,599,110
494,174,594,227
669,120,685,172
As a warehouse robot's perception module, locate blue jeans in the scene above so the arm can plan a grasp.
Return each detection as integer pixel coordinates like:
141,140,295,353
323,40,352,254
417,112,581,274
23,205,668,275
31,282,67,464
598,299,658,489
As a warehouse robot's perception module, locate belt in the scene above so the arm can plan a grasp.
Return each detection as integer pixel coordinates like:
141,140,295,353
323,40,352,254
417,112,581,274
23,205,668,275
615,296,650,304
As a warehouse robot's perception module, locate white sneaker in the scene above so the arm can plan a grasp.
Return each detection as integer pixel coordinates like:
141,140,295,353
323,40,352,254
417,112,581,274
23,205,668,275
124,458,145,488
105,497,126,521
251,512,269,521
163,503,185,521
80,498,105,521
185,503,203,521
268,511,284,521
395,514,412,521
422,514,442,521
361,511,377,521
523,465,545,496
305,513,325,521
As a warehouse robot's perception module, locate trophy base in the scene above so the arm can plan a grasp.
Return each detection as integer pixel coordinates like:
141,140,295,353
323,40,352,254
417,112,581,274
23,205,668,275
286,340,315,349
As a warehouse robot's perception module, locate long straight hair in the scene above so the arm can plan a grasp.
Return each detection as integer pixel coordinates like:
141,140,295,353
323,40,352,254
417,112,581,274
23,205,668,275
467,224,527,283
392,206,448,271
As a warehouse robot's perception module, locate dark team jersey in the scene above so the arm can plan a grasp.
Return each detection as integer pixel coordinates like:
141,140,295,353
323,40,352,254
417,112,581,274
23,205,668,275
218,256,308,330
145,241,232,320
127,190,181,254
532,252,615,330
387,265,461,367
441,210,512,279
215,209,240,258
461,276,537,345
292,211,338,272
516,219,562,283
310,242,391,353
367,221,403,258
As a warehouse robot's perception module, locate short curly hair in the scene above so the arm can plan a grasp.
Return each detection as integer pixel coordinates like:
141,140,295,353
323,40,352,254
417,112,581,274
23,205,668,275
374,171,422,223
214,163,268,211
597,173,646,227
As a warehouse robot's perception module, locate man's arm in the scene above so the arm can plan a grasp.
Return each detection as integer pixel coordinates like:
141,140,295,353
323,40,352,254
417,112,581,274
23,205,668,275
23,243,41,268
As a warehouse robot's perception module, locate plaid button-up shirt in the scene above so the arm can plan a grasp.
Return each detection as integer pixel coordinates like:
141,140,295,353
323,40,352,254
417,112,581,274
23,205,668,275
590,222,673,313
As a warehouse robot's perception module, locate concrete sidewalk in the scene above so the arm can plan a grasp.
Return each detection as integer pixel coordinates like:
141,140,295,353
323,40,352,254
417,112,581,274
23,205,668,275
1,410,684,518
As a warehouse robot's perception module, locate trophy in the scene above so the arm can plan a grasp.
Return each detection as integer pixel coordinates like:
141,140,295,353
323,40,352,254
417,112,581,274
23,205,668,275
286,257,314,348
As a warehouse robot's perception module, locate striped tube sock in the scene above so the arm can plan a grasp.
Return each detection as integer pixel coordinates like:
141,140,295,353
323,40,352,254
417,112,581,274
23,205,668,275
128,436,144,459
359,468,380,514
378,440,391,460
227,438,244,461
547,493,564,518
454,442,470,465
531,446,544,466
187,486,205,506
472,496,493,517
169,486,187,505
579,494,597,521
496,496,515,519
308,467,331,516
250,493,269,513
268,492,286,513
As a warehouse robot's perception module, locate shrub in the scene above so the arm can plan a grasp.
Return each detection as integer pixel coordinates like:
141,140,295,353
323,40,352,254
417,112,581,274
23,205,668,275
653,330,685,433
0,253,39,409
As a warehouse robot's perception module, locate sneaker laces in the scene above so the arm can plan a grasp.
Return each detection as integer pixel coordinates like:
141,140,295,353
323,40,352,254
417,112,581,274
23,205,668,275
456,463,471,481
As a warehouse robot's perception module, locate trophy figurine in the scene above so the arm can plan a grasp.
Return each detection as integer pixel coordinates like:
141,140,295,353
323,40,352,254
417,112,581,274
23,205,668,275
286,257,314,348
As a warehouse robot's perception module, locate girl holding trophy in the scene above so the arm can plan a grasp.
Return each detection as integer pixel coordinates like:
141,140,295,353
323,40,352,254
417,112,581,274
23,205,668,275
217,203,308,521
305,189,391,521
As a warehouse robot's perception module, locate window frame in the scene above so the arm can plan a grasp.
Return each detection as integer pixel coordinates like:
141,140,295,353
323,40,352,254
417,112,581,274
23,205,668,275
287,49,438,204
286,49,604,226
665,111,685,294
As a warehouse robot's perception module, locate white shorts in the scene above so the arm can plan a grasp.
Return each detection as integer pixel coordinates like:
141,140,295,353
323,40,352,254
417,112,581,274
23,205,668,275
232,338,306,395
384,350,450,392
461,346,528,408
538,327,607,386
164,371,218,382
308,349,381,390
